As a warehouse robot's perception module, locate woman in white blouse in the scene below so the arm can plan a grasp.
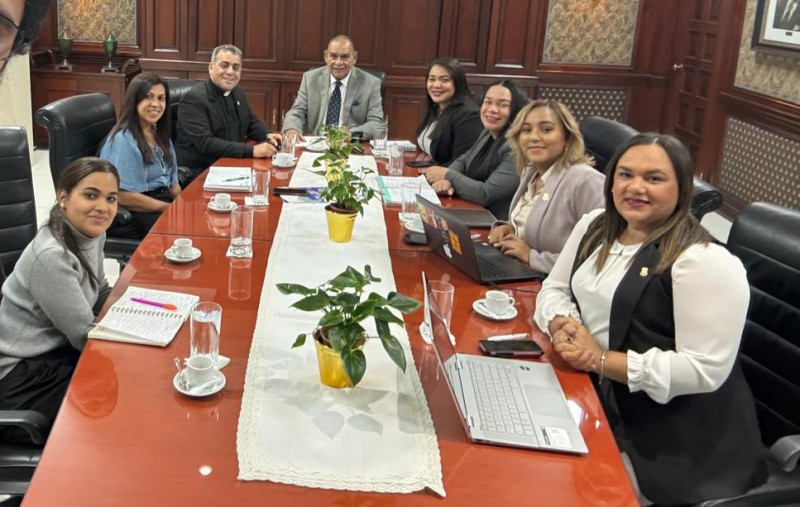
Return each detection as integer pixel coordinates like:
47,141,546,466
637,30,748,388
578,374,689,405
488,100,604,273
533,134,765,504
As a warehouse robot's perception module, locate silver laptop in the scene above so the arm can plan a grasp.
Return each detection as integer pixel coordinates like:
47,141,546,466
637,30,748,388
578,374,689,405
424,273,588,454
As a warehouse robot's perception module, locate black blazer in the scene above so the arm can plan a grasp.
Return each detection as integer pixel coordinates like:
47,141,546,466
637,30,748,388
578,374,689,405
570,233,767,504
426,102,482,167
175,79,270,172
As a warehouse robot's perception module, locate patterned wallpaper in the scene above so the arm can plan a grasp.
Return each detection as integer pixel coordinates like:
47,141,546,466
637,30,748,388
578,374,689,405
537,86,628,122
718,118,800,210
542,0,639,65
734,0,800,105
57,0,136,44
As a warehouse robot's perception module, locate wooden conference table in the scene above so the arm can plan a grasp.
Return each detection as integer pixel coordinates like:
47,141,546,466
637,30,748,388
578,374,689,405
23,148,637,506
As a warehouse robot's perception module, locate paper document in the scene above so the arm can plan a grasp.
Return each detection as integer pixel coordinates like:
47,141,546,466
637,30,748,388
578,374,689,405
204,166,253,192
375,175,441,206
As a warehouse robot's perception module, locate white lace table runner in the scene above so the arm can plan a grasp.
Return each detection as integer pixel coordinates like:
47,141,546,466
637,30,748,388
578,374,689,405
237,152,445,496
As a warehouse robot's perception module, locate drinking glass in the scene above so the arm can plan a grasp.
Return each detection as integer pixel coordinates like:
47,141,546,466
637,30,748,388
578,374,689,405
428,280,455,343
400,181,420,224
228,258,252,301
388,145,404,176
230,205,254,257
251,170,270,205
373,125,388,153
281,131,297,159
190,302,222,366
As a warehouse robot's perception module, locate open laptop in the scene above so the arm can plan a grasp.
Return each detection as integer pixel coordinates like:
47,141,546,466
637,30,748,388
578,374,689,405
416,196,540,284
423,273,588,454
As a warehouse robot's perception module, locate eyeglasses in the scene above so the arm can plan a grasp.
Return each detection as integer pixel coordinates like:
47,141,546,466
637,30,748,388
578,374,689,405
0,10,28,66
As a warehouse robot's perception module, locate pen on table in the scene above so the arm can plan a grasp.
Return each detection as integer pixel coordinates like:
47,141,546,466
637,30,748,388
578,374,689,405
223,176,250,182
487,333,530,341
131,297,178,311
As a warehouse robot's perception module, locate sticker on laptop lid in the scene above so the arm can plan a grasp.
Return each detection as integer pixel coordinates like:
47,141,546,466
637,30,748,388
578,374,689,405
542,426,571,449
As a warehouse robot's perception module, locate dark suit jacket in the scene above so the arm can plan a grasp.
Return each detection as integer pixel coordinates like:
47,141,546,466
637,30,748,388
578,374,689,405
175,79,270,172
428,102,482,167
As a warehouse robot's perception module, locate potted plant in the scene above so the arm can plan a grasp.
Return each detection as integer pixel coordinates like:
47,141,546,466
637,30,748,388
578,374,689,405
277,265,421,388
312,126,377,243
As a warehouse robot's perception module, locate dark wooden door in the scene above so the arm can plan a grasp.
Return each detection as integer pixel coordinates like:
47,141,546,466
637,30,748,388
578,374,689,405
143,0,188,60
662,0,724,172
234,0,286,69
187,0,235,62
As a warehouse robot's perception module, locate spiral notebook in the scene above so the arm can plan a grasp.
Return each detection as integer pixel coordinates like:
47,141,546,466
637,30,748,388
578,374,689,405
89,286,199,346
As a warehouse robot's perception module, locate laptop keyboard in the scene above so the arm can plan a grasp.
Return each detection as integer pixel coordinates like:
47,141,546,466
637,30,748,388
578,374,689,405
476,258,510,280
468,362,535,436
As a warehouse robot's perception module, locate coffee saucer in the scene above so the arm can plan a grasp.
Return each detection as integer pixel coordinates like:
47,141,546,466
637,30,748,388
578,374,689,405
165,247,202,264
208,201,236,213
174,369,226,398
272,158,296,168
403,216,424,234
472,299,517,321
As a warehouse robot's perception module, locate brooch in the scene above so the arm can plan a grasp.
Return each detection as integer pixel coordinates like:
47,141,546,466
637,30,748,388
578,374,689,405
639,267,649,277
542,192,550,201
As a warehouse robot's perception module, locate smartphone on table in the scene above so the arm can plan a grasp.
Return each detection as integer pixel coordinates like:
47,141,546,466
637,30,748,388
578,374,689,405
478,340,544,358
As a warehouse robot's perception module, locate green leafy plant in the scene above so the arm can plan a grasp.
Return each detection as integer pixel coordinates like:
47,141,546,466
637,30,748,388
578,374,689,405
277,265,421,386
312,124,377,216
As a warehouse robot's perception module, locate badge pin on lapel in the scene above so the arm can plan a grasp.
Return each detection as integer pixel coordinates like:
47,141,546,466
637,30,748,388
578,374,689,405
542,192,550,201
640,267,649,277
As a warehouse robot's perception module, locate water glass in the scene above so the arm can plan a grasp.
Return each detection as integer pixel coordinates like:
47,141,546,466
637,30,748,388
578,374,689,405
228,258,252,301
251,170,270,205
281,131,297,159
429,280,455,341
400,181,420,224
373,125,388,153
230,205,254,257
190,301,222,366
388,145,404,176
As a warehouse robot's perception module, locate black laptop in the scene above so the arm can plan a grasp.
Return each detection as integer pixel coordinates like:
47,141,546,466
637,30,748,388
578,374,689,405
416,196,541,284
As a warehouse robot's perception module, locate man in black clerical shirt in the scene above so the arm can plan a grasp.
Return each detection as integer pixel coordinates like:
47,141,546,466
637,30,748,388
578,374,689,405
175,44,281,180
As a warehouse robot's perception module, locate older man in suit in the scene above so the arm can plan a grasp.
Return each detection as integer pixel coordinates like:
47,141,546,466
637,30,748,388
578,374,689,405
282,35,384,140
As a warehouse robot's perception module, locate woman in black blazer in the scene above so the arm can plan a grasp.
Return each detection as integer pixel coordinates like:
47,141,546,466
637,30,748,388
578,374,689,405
415,58,482,166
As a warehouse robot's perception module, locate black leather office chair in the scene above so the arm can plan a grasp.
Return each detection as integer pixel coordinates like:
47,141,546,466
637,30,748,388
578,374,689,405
699,202,800,506
579,116,723,221
363,69,386,99
35,93,140,265
166,79,199,186
0,127,47,506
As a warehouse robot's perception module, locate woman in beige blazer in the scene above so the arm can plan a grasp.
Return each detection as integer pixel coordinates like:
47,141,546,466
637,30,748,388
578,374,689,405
488,100,604,273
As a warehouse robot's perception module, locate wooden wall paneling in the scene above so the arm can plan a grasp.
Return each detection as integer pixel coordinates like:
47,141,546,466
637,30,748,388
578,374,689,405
338,0,386,69
284,0,339,71
144,0,188,59
438,0,492,72
187,0,236,62
237,78,282,130
234,0,285,68
484,0,540,75
383,0,442,75
279,81,301,128
383,81,426,140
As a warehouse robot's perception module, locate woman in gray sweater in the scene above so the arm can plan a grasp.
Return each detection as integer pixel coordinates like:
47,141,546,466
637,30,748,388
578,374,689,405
421,80,529,220
0,157,119,441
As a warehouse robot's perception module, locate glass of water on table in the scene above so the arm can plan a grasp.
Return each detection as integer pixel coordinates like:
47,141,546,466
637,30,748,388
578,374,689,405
230,205,254,257
190,302,222,367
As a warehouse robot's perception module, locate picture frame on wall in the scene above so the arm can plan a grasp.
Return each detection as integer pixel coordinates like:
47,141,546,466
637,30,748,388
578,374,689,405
752,0,800,58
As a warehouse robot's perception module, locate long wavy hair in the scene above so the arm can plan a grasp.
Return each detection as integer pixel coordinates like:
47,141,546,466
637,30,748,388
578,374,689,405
48,158,120,289
104,72,173,166
577,133,710,274
506,99,593,176
416,57,475,141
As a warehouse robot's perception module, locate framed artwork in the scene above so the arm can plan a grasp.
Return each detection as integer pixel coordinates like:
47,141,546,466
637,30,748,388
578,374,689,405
752,0,800,58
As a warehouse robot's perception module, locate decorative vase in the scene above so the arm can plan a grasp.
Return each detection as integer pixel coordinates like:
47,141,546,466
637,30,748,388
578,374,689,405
312,329,365,389
325,204,357,243
101,34,119,73
55,33,73,71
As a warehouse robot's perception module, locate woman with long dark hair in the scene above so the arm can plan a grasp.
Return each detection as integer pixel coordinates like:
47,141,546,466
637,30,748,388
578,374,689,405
415,57,482,166
0,157,119,441
534,134,766,504
100,72,180,239
422,80,529,220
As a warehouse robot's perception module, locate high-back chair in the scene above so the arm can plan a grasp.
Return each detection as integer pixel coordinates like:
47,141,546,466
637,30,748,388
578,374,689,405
0,127,47,505
167,78,199,143
578,116,723,221
699,202,800,505
35,93,140,265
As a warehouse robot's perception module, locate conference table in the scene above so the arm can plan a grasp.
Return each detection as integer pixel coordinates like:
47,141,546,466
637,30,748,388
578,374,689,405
22,147,637,506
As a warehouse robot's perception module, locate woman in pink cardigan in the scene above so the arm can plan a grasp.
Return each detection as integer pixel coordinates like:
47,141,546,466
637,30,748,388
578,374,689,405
488,100,604,274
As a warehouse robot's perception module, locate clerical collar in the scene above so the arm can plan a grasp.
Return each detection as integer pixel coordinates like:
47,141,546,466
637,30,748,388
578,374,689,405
210,80,234,97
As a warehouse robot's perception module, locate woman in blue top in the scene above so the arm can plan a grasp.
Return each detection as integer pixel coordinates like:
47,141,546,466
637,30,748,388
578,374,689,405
100,73,181,239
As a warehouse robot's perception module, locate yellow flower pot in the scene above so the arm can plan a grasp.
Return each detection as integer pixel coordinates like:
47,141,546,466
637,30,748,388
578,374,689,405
325,205,357,243
313,330,366,389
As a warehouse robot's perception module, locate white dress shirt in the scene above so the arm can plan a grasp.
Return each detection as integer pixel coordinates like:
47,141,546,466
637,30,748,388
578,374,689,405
509,165,552,237
534,209,750,404
323,72,351,127
417,120,437,157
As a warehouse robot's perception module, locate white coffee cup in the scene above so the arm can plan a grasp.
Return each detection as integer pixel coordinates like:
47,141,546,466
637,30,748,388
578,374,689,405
484,290,515,315
185,355,215,386
213,193,231,208
273,152,293,165
173,238,193,259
